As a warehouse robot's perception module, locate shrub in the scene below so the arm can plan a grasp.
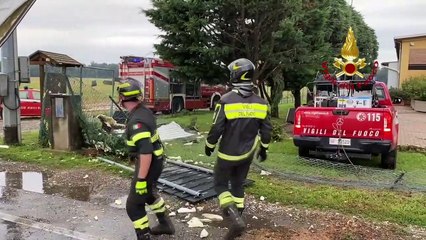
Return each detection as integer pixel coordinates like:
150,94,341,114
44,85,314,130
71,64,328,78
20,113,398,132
402,76,426,101
389,87,411,101
271,118,284,142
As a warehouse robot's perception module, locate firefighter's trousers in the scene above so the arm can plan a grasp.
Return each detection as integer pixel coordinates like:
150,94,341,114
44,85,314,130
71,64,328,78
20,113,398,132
214,156,252,211
126,157,166,234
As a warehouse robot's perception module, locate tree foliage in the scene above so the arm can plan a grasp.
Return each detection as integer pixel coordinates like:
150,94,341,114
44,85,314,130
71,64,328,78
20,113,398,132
144,0,379,115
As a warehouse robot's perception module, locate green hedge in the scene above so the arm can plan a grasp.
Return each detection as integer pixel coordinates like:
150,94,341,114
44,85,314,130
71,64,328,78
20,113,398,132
389,87,411,102
402,76,426,101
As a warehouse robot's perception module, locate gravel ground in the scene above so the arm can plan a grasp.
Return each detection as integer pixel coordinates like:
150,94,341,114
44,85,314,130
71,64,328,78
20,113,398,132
0,118,40,137
1,160,425,240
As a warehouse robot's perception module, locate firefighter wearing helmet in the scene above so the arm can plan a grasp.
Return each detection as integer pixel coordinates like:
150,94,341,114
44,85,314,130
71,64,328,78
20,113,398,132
117,78,174,240
205,58,272,239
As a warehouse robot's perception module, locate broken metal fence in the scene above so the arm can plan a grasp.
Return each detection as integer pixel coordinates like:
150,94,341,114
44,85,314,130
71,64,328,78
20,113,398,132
252,153,426,192
38,65,128,156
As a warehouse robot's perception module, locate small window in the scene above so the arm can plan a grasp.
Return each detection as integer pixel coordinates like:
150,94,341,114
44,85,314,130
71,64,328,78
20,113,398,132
375,87,386,100
32,91,41,100
408,64,426,70
19,91,29,99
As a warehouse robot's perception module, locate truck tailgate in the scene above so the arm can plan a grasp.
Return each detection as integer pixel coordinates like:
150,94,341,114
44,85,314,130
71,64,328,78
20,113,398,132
294,107,393,140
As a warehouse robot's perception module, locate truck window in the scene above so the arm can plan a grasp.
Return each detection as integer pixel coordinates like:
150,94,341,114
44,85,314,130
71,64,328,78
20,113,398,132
375,87,386,100
32,91,41,100
19,91,29,99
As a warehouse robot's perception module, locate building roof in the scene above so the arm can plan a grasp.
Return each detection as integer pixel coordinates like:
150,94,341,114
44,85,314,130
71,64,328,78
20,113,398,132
29,50,83,67
394,33,426,59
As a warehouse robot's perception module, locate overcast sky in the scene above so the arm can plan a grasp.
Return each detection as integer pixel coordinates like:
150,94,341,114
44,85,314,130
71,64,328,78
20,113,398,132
8,0,426,65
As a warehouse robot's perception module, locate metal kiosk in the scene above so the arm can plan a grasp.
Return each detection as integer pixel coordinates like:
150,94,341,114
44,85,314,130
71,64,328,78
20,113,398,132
50,93,83,151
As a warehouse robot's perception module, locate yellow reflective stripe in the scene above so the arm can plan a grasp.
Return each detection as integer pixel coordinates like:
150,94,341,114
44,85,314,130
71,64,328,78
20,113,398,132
233,197,244,208
218,191,234,207
122,90,141,96
127,140,135,146
132,132,151,142
133,216,149,230
148,198,166,213
261,142,269,148
118,83,131,88
212,104,221,124
218,137,259,161
205,139,216,149
153,147,164,156
224,103,268,119
151,131,159,142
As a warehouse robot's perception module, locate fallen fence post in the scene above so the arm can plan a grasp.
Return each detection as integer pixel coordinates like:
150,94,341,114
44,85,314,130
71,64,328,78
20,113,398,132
97,157,202,197
166,159,214,174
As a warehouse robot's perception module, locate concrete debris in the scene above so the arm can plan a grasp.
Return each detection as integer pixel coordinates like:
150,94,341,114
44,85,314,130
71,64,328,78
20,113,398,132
252,216,258,219
198,154,205,157
94,216,98,221
200,229,209,238
260,196,266,201
114,199,122,205
158,121,196,141
196,206,204,211
187,217,204,228
201,213,223,221
260,170,271,176
178,207,196,214
168,156,182,161
184,142,194,146
0,145,10,149
169,212,176,217
83,174,89,179
200,219,212,223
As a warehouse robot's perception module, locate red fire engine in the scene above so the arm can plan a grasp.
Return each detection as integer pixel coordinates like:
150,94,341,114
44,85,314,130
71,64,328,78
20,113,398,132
118,56,227,113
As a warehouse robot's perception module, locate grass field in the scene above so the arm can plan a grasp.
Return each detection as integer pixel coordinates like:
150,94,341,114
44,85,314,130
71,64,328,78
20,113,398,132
2,85,425,227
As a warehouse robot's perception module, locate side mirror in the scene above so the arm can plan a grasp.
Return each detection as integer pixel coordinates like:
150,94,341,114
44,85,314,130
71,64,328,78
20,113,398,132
392,97,403,104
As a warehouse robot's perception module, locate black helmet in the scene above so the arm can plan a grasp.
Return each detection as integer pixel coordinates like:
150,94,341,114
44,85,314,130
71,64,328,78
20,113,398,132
227,58,255,87
117,77,143,102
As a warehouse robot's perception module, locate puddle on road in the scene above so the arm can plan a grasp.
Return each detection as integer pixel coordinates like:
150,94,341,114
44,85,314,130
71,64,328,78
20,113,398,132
0,171,91,202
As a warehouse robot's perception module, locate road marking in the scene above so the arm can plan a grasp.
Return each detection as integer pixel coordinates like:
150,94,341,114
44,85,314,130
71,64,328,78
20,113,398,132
0,211,107,240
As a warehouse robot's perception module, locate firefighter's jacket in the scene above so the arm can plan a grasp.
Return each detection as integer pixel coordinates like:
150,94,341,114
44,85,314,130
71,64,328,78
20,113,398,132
125,103,164,162
206,90,272,161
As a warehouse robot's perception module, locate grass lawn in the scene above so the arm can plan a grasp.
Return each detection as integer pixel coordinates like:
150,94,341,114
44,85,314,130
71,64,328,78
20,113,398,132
1,103,426,227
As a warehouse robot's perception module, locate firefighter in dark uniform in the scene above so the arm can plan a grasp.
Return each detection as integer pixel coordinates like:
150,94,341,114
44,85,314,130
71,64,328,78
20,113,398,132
205,58,272,239
117,78,175,240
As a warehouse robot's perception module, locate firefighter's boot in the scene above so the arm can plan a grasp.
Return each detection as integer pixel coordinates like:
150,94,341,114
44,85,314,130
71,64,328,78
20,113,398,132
237,207,245,216
223,205,246,240
135,229,150,240
149,212,175,235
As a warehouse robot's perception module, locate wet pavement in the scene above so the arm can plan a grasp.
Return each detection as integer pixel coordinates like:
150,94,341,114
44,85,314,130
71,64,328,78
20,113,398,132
0,161,423,240
0,171,91,202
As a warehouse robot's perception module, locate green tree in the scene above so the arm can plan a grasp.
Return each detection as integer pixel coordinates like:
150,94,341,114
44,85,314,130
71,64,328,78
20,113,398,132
144,0,379,116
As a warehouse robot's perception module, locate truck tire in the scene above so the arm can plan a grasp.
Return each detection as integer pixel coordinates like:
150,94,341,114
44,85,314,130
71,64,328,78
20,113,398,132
298,147,310,158
210,95,220,111
172,97,184,114
381,149,397,170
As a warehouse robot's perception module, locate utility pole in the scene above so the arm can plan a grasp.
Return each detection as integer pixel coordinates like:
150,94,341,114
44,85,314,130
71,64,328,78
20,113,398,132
1,29,21,144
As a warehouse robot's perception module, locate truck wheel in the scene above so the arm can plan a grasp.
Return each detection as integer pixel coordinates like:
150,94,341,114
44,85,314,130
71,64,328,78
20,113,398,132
210,95,220,111
381,149,397,170
172,98,183,114
298,147,310,158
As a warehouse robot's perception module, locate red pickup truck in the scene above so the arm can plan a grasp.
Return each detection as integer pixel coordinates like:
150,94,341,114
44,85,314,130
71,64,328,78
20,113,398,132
293,79,399,169
0,88,42,119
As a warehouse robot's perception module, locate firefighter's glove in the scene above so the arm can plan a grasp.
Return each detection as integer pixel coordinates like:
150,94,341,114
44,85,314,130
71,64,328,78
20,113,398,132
205,145,214,157
135,179,148,195
258,146,268,162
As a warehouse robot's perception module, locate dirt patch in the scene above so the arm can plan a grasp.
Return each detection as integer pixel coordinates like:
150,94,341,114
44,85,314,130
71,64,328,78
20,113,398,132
1,160,424,240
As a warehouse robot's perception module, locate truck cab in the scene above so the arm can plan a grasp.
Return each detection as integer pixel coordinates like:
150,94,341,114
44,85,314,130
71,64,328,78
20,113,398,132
293,77,399,169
